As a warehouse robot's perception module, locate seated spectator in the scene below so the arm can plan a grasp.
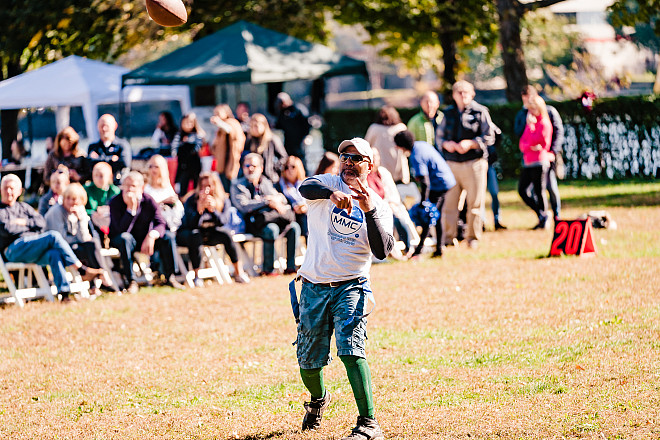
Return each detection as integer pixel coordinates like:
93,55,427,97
39,168,70,216
8,139,29,166
276,156,308,238
231,153,300,276
0,174,103,301
314,151,340,176
246,113,288,183
44,126,88,185
235,101,251,138
109,171,185,294
395,130,456,258
88,114,132,184
85,162,120,241
45,183,114,295
145,154,184,232
152,111,178,156
365,105,409,183
172,113,205,196
367,148,419,258
177,172,250,286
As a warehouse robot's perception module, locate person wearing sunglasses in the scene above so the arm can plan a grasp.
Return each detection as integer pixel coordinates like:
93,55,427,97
292,138,393,440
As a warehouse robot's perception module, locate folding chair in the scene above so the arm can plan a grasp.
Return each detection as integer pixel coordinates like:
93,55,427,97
0,254,55,307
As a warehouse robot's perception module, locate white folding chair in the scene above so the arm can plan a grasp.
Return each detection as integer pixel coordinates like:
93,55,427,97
0,254,55,307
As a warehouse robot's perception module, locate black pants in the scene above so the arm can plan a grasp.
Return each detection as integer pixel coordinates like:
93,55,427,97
518,165,549,220
110,231,178,282
177,227,239,270
412,189,447,256
70,241,102,269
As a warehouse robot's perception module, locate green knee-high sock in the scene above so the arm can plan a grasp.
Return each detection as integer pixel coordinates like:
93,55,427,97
340,355,374,418
300,367,326,400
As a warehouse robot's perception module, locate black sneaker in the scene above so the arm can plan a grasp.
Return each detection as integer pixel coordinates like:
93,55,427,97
341,416,384,439
301,391,331,431
494,221,507,230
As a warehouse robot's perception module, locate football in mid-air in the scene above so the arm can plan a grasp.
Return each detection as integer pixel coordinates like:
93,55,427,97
146,0,188,27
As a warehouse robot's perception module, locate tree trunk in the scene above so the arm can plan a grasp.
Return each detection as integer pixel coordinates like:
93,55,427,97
1,60,22,161
496,0,528,102
439,31,458,104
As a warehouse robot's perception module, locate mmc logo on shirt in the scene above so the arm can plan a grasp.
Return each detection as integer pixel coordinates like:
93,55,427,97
331,205,364,236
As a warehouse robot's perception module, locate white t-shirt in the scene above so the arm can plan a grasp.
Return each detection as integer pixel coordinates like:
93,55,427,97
298,174,393,283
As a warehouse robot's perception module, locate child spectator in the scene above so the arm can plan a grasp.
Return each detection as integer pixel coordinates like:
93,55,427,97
84,162,120,241
39,168,70,216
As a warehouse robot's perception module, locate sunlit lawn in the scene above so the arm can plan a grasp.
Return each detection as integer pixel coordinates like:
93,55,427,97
1,180,659,439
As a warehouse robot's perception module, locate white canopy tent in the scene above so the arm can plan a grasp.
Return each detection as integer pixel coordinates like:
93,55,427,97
0,55,191,142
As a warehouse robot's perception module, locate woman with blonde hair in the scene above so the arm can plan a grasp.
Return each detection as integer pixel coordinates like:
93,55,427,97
246,113,288,182
145,154,184,232
45,182,114,295
44,126,87,185
177,172,250,286
518,95,554,229
276,155,308,237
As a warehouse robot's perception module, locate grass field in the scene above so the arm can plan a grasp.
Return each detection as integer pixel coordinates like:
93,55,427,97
1,180,659,440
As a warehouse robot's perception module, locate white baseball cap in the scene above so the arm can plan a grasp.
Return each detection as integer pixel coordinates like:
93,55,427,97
338,137,373,162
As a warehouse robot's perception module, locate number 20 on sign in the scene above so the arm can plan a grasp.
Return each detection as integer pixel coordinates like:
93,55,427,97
549,219,597,257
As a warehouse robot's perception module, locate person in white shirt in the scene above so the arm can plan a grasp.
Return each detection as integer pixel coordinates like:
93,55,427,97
293,138,393,440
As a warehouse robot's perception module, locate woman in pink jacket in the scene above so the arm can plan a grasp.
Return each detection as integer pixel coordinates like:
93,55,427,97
518,95,554,229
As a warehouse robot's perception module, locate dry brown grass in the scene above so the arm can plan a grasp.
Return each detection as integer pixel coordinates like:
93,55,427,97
1,181,659,439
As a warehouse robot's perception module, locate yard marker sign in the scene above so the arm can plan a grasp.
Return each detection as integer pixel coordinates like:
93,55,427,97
549,219,597,257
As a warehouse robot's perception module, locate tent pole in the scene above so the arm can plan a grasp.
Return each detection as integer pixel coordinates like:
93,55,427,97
119,79,125,142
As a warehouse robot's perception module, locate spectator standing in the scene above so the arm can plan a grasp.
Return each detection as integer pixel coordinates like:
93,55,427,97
364,105,409,183
276,156,308,238
407,91,443,146
39,169,70,216
235,101,251,138
230,153,300,276
246,113,288,183
395,130,456,258
177,172,250,286
85,162,120,240
275,92,311,171
172,113,205,197
109,171,185,294
152,111,178,156
515,85,564,221
45,183,114,295
0,174,102,301
436,80,495,249
43,126,88,185
315,152,340,176
211,104,246,192
518,95,553,229
486,124,507,230
88,114,132,184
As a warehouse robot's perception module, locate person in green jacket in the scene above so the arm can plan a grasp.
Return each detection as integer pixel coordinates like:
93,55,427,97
84,162,120,237
407,91,443,147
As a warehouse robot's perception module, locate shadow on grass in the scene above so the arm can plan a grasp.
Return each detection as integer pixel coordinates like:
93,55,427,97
561,190,660,208
232,431,288,440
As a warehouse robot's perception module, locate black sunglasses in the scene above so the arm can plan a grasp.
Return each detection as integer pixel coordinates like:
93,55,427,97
339,153,370,165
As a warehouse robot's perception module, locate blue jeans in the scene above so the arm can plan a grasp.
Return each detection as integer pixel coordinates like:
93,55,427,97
110,231,179,282
5,231,80,293
296,278,368,369
261,221,301,273
487,165,501,223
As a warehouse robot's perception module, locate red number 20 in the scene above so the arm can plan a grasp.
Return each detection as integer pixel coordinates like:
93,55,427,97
565,221,583,255
550,222,569,255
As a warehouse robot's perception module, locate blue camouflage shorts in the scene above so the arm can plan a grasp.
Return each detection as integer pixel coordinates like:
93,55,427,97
296,278,368,370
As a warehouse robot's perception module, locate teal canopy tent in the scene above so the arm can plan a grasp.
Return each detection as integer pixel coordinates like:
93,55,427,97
122,21,368,87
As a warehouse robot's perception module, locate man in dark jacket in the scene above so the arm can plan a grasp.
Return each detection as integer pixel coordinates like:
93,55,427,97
0,174,102,301
109,171,183,293
88,114,133,184
514,85,565,221
436,80,495,249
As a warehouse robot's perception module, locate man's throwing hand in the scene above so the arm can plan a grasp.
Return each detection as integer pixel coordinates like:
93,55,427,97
330,191,354,215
